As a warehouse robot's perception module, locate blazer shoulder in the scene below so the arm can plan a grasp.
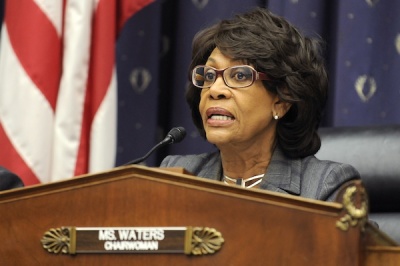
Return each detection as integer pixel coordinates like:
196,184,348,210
301,156,361,201
304,156,360,179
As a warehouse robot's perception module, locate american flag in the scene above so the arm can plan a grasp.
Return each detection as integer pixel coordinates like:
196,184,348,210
0,0,153,186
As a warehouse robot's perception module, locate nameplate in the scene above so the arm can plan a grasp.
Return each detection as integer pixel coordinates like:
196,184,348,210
41,226,224,256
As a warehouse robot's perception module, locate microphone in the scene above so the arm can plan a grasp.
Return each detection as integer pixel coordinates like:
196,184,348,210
123,127,186,165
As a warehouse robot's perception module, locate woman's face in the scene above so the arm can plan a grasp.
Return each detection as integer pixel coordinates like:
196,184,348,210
199,48,281,149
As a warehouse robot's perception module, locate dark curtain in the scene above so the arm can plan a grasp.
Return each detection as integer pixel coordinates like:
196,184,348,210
267,0,400,127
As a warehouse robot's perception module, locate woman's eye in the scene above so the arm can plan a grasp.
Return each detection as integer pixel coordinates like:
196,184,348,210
232,70,251,81
235,72,246,80
205,72,215,81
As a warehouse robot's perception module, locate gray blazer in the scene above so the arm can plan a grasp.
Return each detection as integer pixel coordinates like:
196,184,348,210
160,146,360,202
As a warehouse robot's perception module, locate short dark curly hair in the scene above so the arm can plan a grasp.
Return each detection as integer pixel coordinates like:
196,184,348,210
186,7,328,158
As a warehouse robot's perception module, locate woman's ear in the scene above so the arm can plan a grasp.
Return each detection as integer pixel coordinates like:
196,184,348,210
272,97,292,119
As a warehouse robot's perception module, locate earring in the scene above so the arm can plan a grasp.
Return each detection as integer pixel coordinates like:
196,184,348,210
274,114,279,120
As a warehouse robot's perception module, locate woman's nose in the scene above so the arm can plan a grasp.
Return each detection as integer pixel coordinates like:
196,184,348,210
208,76,232,99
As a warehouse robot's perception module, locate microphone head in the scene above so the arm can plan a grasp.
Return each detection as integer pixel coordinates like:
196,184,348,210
167,127,186,143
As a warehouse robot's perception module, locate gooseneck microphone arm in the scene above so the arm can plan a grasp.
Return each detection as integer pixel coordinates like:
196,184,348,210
122,127,186,166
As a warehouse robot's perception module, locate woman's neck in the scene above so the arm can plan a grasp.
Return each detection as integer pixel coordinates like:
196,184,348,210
219,141,275,179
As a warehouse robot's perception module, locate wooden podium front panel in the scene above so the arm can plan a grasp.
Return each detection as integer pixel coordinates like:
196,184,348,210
0,166,361,265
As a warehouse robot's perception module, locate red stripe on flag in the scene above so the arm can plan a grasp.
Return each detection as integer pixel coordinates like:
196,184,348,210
5,0,62,110
0,125,40,186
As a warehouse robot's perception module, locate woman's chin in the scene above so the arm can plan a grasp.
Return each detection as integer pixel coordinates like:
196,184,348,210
205,132,233,146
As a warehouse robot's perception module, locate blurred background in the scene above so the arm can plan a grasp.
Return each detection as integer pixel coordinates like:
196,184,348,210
1,0,399,186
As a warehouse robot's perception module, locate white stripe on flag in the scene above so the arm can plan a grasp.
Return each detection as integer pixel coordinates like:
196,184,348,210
51,0,96,181
89,66,117,172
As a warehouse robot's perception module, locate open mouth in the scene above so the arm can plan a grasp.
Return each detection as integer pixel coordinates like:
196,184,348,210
208,114,234,121
206,107,235,123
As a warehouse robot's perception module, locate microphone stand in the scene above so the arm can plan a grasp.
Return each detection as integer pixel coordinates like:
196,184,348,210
122,140,169,166
122,127,186,166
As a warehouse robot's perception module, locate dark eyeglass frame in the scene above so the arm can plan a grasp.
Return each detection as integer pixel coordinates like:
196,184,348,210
192,65,272,89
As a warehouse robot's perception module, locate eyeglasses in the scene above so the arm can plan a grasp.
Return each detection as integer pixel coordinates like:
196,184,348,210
192,65,272,89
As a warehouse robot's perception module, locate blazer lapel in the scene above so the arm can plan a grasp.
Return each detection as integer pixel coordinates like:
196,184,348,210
197,151,223,181
259,147,301,196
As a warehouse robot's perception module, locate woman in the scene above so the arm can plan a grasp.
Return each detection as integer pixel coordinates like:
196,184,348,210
161,7,360,201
